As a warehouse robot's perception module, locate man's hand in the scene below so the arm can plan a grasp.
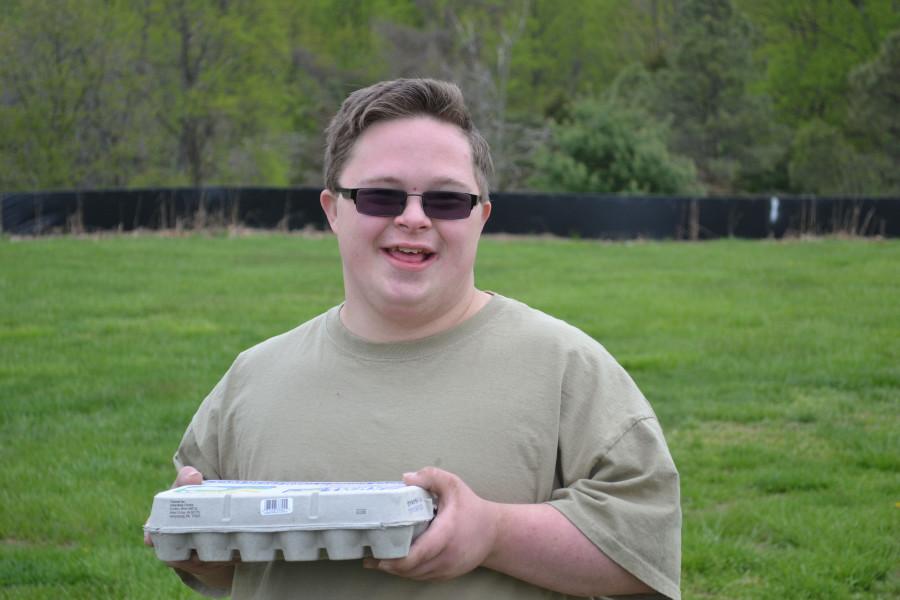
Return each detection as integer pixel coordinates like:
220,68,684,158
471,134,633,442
363,467,501,581
143,466,203,548
364,466,655,596
144,466,236,591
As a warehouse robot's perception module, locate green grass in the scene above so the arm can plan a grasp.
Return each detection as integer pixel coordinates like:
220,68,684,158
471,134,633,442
1,233,898,599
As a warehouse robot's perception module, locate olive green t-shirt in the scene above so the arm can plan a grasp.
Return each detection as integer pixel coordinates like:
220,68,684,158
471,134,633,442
174,294,681,599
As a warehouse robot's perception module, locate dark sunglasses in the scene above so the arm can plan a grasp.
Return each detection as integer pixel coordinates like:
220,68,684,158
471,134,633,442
335,187,479,220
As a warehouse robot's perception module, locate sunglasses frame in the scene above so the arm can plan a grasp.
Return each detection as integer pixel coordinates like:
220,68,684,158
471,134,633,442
335,187,479,220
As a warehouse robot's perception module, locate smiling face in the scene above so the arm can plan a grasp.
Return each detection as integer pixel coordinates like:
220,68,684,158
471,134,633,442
320,116,491,340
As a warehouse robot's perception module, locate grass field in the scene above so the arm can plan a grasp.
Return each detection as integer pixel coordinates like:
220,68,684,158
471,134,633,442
1,233,898,599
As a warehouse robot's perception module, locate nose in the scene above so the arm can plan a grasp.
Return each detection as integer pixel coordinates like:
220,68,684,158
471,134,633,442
393,194,432,230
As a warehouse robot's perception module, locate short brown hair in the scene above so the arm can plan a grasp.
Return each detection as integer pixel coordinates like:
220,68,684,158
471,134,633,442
323,78,493,200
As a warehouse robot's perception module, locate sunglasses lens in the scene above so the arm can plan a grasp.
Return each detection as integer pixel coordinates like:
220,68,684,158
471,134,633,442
351,188,475,219
422,191,474,220
354,189,407,217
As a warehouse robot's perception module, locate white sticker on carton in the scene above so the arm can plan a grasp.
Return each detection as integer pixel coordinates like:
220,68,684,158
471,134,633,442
168,499,201,519
260,497,293,516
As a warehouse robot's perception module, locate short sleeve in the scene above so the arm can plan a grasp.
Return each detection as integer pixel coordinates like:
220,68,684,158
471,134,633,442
548,417,681,600
173,370,229,481
169,372,231,597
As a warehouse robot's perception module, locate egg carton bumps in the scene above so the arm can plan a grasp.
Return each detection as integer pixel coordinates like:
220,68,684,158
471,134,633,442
144,481,435,562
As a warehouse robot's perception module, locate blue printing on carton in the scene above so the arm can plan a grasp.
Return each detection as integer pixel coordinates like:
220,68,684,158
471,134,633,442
200,480,409,493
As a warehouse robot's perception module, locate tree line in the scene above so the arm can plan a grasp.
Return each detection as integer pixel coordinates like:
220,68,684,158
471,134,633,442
1,0,897,196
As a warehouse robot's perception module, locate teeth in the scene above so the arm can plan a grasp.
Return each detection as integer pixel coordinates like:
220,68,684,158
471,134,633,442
396,247,424,254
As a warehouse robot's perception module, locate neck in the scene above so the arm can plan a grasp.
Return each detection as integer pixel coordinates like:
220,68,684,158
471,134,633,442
340,288,492,343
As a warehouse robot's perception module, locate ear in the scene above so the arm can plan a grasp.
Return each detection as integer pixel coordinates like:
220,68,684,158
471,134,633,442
478,200,492,229
320,189,339,233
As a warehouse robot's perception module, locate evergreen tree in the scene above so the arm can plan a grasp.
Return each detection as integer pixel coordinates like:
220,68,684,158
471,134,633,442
0,0,895,194
788,120,884,195
653,0,784,193
529,98,699,195
738,0,900,128
848,30,900,193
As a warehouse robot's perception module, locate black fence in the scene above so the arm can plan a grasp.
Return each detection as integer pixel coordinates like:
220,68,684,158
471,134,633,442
2,188,898,239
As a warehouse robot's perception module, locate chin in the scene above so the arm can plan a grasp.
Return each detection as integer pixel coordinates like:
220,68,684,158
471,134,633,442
381,288,433,309
381,282,448,309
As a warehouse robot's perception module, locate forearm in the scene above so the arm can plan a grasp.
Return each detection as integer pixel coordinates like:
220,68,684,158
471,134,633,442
373,468,661,595
482,503,653,597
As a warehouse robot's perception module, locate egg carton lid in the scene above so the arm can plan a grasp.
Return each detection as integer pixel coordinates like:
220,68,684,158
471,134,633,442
144,480,434,534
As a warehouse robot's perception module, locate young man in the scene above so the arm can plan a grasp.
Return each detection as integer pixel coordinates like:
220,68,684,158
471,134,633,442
148,78,681,599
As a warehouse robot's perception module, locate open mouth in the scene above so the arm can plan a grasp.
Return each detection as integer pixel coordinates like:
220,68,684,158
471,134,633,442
384,246,436,264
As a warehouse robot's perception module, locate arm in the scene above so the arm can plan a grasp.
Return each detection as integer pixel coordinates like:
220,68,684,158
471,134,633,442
364,467,654,597
486,502,653,596
144,466,236,594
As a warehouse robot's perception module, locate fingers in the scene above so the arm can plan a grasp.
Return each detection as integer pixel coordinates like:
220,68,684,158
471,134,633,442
402,466,455,494
174,466,203,488
365,467,458,579
373,518,446,575
368,467,500,583
364,526,441,574
368,529,458,581
402,470,424,487
368,556,443,581
164,552,239,573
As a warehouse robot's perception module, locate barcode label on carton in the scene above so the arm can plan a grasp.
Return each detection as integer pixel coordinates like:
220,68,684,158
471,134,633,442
260,497,293,516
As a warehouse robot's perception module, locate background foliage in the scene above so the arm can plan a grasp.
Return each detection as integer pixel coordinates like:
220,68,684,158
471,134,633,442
0,0,897,195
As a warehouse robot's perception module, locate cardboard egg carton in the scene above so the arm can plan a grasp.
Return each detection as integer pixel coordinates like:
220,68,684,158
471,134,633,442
145,480,434,562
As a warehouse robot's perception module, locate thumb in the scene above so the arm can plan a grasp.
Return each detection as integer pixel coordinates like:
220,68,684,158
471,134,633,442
402,467,454,495
174,466,203,488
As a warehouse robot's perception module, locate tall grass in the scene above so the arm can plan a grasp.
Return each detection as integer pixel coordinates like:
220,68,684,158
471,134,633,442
1,234,897,598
